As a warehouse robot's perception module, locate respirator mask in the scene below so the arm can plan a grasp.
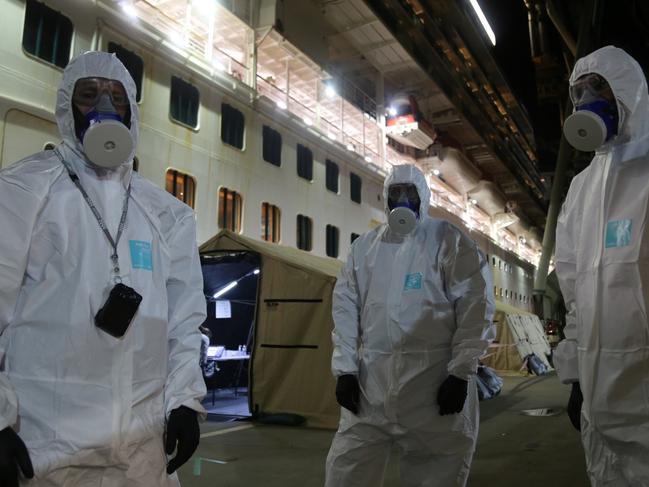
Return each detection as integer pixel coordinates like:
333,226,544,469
387,183,420,235
72,77,133,168
563,73,620,152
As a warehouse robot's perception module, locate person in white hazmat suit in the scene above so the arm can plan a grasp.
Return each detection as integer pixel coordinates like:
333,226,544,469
325,164,493,487
554,45,649,485
0,51,206,486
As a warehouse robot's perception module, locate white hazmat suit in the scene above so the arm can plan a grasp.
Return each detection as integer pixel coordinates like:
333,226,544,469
554,46,649,485
325,164,492,487
0,52,206,485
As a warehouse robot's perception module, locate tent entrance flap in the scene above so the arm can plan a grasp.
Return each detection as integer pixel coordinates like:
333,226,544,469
199,230,343,429
200,250,261,419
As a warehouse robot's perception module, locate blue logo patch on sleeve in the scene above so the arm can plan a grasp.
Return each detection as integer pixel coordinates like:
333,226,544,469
129,240,153,271
605,219,632,248
404,272,423,290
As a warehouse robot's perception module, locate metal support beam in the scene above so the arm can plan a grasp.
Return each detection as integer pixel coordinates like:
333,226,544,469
533,0,602,317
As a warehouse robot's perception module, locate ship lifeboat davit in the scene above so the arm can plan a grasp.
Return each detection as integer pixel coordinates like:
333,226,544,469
468,180,509,217
419,146,482,195
385,95,436,150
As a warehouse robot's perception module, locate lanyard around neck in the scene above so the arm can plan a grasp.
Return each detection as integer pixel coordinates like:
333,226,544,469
54,149,131,282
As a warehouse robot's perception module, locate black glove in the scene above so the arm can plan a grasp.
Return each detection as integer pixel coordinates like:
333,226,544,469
165,406,200,474
335,374,360,414
567,382,583,432
0,427,34,487
437,375,468,415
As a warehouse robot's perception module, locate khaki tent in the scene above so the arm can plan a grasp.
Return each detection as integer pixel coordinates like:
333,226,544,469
200,230,343,429
482,301,552,373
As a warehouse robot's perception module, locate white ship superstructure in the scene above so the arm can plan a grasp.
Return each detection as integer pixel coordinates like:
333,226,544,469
0,0,543,311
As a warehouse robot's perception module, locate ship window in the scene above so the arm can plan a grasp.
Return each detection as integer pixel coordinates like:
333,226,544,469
132,156,139,172
221,103,245,149
108,42,144,102
326,224,339,258
296,214,312,251
350,172,362,203
261,202,281,243
297,144,313,181
165,169,196,208
326,159,339,193
351,233,360,244
498,260,502,270
262,125,282,167
23,0,73,68
43,142,56,150
492,256,496,266
505,290,509,298
499,287,503,297
218,187,243,233
170,76,199,129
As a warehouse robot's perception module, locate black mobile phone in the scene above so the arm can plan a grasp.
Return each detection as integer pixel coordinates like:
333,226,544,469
95,283,142,338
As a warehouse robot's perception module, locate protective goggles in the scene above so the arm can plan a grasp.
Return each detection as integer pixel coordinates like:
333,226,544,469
72,77,129,107
570,73,612,104
388,183,419,202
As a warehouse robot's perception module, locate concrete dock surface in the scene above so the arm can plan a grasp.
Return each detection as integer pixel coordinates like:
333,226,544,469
179,373,589,486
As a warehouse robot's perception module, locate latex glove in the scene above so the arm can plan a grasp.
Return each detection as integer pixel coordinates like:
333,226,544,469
165,406,200,474
0,427,34,487
567,382,583,432
437,375,468,415
335,374,360,414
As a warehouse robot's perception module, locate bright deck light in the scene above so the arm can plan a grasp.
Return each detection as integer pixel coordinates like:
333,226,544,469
121,2,137,18
469,0,496,46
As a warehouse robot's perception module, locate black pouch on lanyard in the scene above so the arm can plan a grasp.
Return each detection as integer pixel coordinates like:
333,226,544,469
95,283,142,338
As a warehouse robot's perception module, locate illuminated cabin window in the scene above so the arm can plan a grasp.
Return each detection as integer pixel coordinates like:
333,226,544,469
108,42,144,102
261,202,281,243
326,224,339,258
22,0,72,68
351,233,360,244
218,187,242,233
296,214,312,251
221,103,245,149
165,169,196,208
297,144,313,181
262,125,282,167
170,76,199,129
350,172,362,204
326,159,339,193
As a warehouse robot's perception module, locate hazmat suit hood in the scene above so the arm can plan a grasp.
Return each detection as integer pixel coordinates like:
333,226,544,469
569,45,649,146
56,51,139,168
382,164,431,220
